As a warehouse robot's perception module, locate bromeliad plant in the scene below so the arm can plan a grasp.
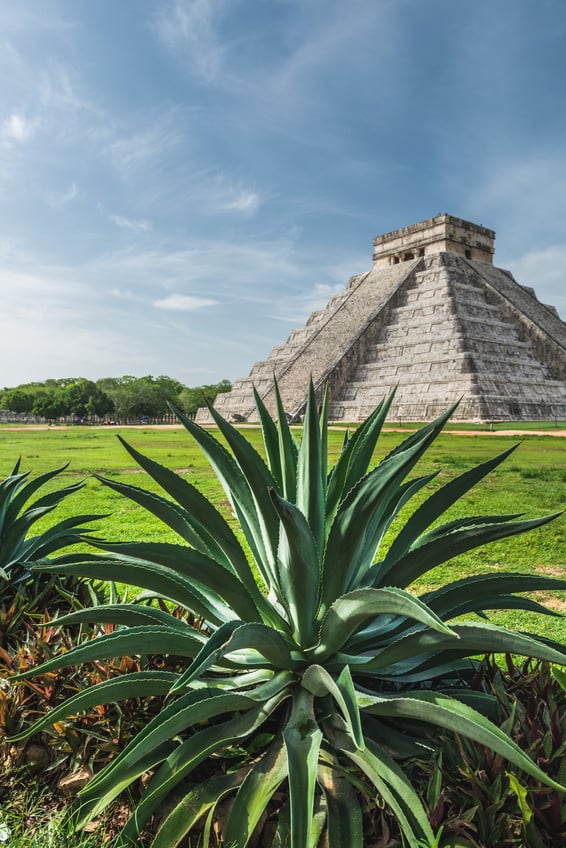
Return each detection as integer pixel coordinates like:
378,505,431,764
10,385,566,848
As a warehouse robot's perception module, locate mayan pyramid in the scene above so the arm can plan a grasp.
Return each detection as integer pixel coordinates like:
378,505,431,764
197,214,566,423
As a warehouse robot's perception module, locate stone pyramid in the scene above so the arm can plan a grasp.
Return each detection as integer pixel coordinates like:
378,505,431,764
197,214,566,423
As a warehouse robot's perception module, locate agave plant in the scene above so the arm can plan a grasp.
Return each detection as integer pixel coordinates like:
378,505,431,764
10,386,566,848
0,460,101,636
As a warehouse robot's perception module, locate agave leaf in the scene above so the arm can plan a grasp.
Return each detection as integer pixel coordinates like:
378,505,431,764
325,393,393,528
437,688,500,721
113,435,254,579
350,622,566,674
423,572,566,620
552,664,566,693
378,513,561,588
273,378,299,502
340,735,434,847
4,464,73,523
197,397,281,561
34,553,233,624
283,687,323,848
313,587,455,660
77,686,281,826
384,402,459,463
17,513,102,562
171,621,297,691
321,424,456,612
1,506,60,557
340,391,396,493
169,620,241,686
224,739,288,847
8,671,179,742
170,404,279,593
270,488,321,645
360,690,566,792
90,540,262,623
272,801,291,848
0,470,29,528
117,691,288,843
109,442,286,629
365,471,440,557
296,381,325,558
361,713,431,759
22,481,86,513
95,472,237,571
311,795,328,848
13,625,203,681
302,664,364,750
254,385,283,488
319,382,329,495
384,444,520,567
151,771,245,848
318,755,363,848
52,603,204,633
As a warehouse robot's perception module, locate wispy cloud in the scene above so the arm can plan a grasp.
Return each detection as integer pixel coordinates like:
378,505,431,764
47,181,78,209
154,293,219,310
221,189,261,213
108,213,152,233
106,121,182,176
152,0,229,82
269,281,345,324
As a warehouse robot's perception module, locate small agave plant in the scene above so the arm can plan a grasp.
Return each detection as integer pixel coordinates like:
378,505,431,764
0,460,100,616
11,385,566,848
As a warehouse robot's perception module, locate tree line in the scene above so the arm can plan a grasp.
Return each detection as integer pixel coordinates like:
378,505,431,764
0,376,232,422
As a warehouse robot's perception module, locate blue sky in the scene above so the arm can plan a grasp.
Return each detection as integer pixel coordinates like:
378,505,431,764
1,0,566,388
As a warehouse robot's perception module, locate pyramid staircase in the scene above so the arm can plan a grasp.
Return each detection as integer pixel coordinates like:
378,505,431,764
198,215,566,423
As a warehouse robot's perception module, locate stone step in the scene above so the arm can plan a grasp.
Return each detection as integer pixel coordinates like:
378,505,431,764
200,228,566,423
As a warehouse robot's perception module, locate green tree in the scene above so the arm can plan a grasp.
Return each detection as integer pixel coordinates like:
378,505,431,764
64,379,114,420
178,379,232,415
0,389,34,413
32,391,67,421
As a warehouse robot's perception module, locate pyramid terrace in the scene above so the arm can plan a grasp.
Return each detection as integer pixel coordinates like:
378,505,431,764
197,214,566,423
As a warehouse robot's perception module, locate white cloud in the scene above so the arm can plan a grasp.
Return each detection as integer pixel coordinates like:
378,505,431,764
106,120,182,177
0,262,155,383
154,293,219,310
108,213,152,233
153,0,229,82
506,244,566,320
47,181,78,209
1,112,37,142
221,189,260,213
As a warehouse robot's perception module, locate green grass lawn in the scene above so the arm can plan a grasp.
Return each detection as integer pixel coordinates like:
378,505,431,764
1,421,565,642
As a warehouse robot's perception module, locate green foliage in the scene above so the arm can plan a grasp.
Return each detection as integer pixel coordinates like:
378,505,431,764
0,375,231,421
0,459,100,621
412,657,566,847
10,385,566,848
0,783,145,847
0,461,119,788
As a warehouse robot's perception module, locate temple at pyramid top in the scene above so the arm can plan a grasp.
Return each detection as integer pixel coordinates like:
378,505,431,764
372,214,495,267
197,214,566,423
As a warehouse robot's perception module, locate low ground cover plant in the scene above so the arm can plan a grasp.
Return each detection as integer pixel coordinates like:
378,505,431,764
408,656,566,847
8,385,566,848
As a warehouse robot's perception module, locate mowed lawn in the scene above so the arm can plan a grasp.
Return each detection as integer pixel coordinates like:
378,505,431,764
1,421,565,643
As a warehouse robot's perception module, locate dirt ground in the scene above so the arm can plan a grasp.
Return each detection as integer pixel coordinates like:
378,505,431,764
2,424,566,437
